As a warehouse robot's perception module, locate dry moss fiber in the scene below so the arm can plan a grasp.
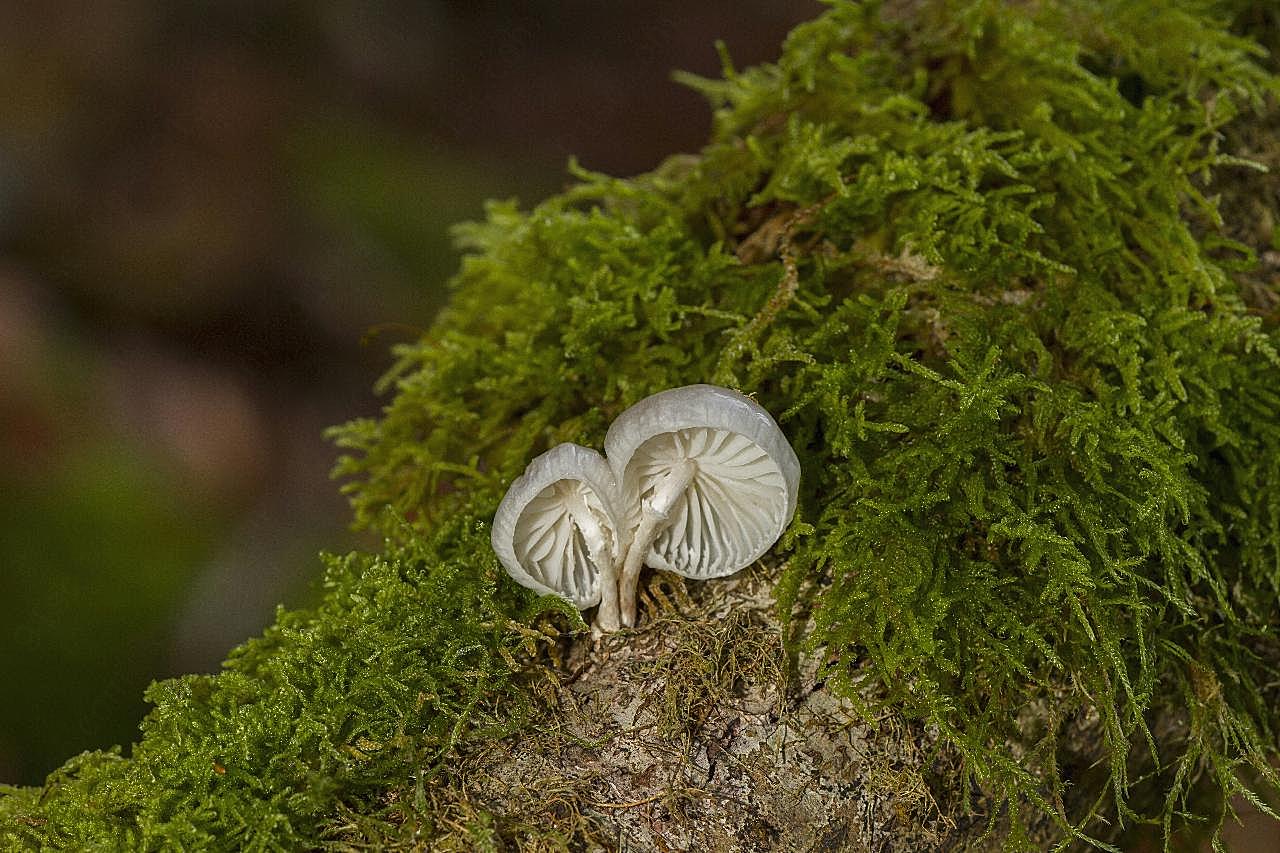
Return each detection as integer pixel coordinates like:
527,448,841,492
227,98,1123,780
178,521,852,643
3,0,1280,850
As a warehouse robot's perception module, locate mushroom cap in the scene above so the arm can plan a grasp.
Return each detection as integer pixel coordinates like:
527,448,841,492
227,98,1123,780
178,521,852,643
604,384,800,580
491,443,623,609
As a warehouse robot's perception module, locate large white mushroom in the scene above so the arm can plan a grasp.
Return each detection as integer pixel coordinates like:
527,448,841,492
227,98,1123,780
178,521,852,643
604,384,800,627
491,443,625,631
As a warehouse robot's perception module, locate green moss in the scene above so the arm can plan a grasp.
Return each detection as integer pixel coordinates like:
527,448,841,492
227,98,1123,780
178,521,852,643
0,515,573,850
4,0,1280,849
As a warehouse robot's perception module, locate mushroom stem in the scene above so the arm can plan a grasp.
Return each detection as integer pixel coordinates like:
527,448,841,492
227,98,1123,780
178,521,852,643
562,489,620,632
618,459,697,627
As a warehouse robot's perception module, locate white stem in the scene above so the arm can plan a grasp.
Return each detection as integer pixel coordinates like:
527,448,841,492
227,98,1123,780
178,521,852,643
618,460,697,627
562,490,620,633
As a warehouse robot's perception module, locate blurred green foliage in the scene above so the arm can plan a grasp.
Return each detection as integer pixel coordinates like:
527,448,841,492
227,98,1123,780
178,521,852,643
0,441,217,783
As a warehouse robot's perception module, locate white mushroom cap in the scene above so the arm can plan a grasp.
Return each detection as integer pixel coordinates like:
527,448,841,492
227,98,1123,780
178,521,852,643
491,443,623,609
604,384,800,580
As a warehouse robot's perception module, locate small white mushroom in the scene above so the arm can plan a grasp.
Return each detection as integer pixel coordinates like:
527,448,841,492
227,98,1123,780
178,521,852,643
604,384,800,627
491,443,625,631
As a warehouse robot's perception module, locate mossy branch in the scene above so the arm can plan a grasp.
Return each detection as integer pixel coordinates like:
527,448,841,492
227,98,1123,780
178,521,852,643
4,1,1280,849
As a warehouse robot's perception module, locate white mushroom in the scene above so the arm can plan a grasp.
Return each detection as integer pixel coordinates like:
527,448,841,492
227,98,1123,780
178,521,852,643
491,443,624,631
604,384,800,627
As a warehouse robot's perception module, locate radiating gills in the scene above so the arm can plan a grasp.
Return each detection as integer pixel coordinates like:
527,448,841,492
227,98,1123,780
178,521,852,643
634,427,786,578
513,479,608,601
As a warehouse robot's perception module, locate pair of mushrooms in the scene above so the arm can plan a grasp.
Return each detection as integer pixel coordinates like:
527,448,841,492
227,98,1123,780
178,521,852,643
491,384,800,632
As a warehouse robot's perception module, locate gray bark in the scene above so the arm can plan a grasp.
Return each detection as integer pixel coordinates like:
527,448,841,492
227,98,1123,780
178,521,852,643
424,567,1064,851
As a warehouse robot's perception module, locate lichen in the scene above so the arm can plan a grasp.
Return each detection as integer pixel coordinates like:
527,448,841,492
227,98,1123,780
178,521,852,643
4,0,1280,849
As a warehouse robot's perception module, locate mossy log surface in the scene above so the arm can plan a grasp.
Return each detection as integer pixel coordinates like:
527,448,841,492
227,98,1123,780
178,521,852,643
3,1,1280,850
399,565,1084,852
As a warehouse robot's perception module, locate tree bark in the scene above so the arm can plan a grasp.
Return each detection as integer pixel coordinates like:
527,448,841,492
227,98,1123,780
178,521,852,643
424,567,1068,851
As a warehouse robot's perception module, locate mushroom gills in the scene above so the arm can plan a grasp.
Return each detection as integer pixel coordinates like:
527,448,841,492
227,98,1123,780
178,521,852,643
513,479,615,606
494,385,798,633
630,427,788,579
491,442,627,630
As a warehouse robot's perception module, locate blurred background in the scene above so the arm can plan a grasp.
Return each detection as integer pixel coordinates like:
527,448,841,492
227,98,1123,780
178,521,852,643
0,0,819,785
